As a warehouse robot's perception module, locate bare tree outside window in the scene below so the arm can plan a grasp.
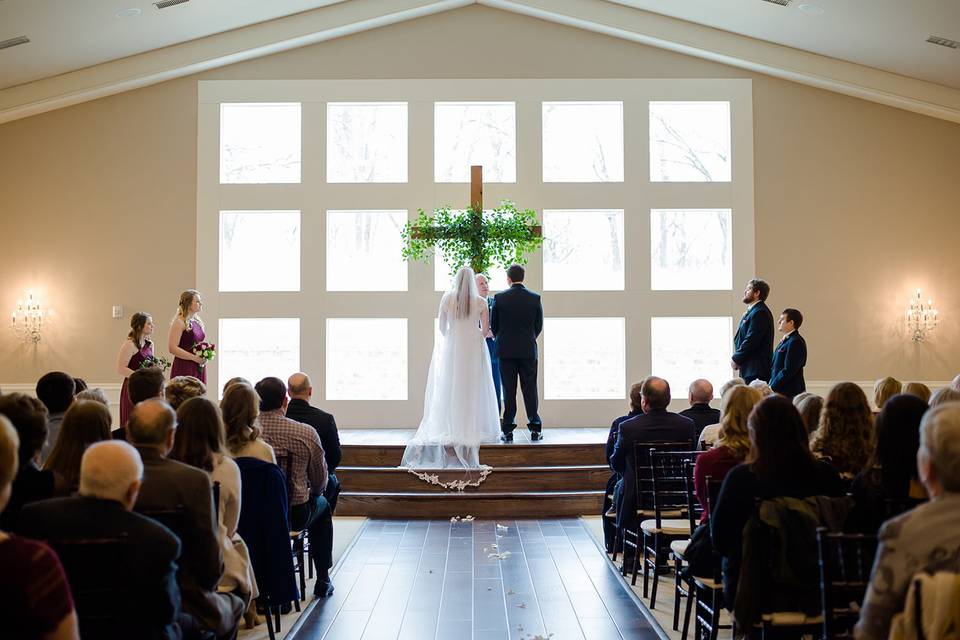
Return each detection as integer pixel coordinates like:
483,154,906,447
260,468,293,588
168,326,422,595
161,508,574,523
218,319,300,398
545,318,625,399
542,102,624,182
220,103,301,184
434,103,516,182
650,101,731,182
327,210,407,291
543,210,624,290
327,103,407,183
327,319,408,400
219,211,300,292
651,209,731,290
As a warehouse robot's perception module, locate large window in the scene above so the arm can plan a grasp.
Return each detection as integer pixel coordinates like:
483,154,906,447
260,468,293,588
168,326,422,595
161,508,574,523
199,79,754,426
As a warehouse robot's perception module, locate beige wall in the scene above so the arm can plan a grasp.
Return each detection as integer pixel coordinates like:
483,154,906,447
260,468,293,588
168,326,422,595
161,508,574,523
1,5,958,388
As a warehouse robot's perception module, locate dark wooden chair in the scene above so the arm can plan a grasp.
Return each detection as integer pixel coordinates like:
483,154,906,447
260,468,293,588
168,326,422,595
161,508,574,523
882,496,925,521
672,464,711,639
691,477,732,640
816,528,878,640
276,451,306,608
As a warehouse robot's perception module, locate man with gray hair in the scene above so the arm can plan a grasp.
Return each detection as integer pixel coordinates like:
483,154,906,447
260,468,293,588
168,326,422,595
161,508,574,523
855,403,960,639
17,440,183,639
680,379,721,438
130,399,244,639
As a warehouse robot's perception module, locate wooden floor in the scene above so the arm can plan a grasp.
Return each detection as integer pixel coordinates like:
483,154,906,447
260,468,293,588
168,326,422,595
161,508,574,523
290,518,663,640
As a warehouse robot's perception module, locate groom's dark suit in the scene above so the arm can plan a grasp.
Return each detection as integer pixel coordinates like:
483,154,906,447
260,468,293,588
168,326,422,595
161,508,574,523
732,301,774,384
491,283,543,435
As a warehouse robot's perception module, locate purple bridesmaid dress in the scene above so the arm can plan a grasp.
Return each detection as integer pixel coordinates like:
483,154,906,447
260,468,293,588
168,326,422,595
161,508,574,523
120,340,154,424
170,320,207,383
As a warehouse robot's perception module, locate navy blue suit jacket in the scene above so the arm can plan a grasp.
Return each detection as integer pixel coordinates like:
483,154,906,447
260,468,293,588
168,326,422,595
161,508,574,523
491,284,543,360
769,331,807,399
732,301,774,383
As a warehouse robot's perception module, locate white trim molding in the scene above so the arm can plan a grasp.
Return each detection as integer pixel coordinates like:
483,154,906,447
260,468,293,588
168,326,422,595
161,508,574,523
1,0,959,125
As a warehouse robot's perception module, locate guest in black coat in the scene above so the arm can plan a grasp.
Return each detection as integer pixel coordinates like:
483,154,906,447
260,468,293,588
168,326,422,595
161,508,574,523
491,264,544,441
610,377,696,534
602,383,644,550
0,393,59,531
286,372,342,511
18,440,182,640
679,379,721,438
731,279,774,384
769,308,807,399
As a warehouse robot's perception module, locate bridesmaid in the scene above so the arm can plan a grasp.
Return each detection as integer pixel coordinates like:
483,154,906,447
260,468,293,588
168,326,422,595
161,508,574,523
116,312,155,424
169,289,208,383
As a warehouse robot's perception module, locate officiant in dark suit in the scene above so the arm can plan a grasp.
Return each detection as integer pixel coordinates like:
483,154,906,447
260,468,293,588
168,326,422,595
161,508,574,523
731,278,774,384
491,264,543,442
769,308,807,399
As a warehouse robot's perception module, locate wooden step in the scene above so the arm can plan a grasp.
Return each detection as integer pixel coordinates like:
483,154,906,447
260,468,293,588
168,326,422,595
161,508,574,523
341,442,606,467
336,490,605,518
336,465,610,493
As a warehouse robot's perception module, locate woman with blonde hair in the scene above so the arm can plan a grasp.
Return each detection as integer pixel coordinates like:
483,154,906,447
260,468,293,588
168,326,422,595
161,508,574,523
165,375,207,410
220,382,275,463
811,382,874,478
901,381,931,403
693,385,762,521
116,312,155,424
168,289,207,383
873,376,902,412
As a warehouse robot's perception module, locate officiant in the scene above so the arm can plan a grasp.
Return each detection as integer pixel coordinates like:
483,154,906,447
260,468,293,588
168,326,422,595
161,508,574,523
476,274,502,412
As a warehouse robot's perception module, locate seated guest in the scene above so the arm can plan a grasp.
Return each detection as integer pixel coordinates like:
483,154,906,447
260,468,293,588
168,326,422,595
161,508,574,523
712,395,844,607
952,374,960,392
792,392,824,436
769,308,807,399
680,379,721,438
0,393,57,529
873,376,902,412
18,440,181,640
166,375,207,411
129,400,244,639
0,415,80,640
43,400,112,493
693,385,762,522
221,382,275,463
76,387,109,406
255,376,334,598
810,382,874,479
748,379,773,397
286,372,342,511
901,381,931,403
36,371,76,463
929,385,960,408
171,397,258,607
855,404,960,639
609,376,695,541
72,378,88,394
698,378,745,449
602,382,644,545
222,377,251,396
113,366,166,440
849,394,928,533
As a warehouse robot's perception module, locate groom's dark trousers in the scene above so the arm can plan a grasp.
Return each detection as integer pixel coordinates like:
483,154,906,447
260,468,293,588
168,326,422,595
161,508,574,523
492,283,543,435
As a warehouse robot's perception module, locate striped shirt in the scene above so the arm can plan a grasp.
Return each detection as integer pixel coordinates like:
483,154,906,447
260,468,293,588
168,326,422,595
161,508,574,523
258,409,328,505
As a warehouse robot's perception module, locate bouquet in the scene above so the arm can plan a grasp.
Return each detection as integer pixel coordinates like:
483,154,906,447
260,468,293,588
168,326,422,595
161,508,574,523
193,342,216,370
139,355,171,372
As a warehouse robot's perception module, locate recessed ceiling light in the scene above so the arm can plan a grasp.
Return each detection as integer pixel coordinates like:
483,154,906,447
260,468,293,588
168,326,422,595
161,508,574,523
798,3,825,14
115,7,142,17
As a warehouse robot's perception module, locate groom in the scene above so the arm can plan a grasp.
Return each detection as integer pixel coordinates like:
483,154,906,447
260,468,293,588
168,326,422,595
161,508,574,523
491,264,544,442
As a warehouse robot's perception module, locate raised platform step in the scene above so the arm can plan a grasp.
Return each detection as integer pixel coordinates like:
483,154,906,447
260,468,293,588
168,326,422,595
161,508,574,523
336,490,605,518
336,464,610,493
341,442,607,467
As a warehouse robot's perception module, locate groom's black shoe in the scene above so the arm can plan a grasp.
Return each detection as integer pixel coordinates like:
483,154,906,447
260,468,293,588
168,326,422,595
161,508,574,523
530,431,543,442
500,432,514,443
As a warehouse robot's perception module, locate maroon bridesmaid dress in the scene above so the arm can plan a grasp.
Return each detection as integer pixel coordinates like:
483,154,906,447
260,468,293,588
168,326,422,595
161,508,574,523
120,340,154,425
170,319,207,383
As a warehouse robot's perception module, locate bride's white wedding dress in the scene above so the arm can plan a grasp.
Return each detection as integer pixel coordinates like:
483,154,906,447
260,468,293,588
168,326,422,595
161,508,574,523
401,291,501,471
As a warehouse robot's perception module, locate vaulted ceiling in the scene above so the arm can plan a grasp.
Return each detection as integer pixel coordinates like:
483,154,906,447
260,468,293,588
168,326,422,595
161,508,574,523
1,0,958,124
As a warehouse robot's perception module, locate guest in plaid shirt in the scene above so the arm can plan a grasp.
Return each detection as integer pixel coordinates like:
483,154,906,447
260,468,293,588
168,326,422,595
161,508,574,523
254,377,335,598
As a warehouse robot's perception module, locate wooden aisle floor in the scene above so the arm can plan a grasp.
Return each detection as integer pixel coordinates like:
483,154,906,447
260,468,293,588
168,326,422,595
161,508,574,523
290,518,664,640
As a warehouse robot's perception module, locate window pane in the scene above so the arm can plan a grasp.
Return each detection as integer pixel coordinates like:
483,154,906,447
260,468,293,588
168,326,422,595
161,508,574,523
542,102,624,182
327,319,407,400
545,318,625,399
220,103,301,184
434,102,516,182
650,101,731,182
218,318,300,397
651,209,732,290
219,211,300,292
651,317,732,399
433,210,509,292
543,210,624,291
327,102,407,183
327,210,408,291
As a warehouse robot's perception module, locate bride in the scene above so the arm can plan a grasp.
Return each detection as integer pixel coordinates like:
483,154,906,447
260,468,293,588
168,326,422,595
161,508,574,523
401,266,501,471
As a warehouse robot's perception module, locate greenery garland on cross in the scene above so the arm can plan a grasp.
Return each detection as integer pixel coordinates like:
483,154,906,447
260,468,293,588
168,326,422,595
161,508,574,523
401,166,543,278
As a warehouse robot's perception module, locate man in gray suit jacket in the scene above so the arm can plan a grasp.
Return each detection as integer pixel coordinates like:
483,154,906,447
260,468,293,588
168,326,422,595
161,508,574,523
129,400,244,640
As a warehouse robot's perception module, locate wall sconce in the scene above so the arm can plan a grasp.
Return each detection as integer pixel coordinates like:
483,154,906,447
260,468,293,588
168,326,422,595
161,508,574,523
906,289,938,343
11,290,44,344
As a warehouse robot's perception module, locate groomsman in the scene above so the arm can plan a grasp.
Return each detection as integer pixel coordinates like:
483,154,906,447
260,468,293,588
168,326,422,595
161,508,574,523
769,308,807,399
476,274,502,412
731,278,774,384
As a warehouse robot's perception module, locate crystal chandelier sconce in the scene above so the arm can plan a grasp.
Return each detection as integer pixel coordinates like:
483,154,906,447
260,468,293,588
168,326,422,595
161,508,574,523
11,290,44,344
906,289,938,343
